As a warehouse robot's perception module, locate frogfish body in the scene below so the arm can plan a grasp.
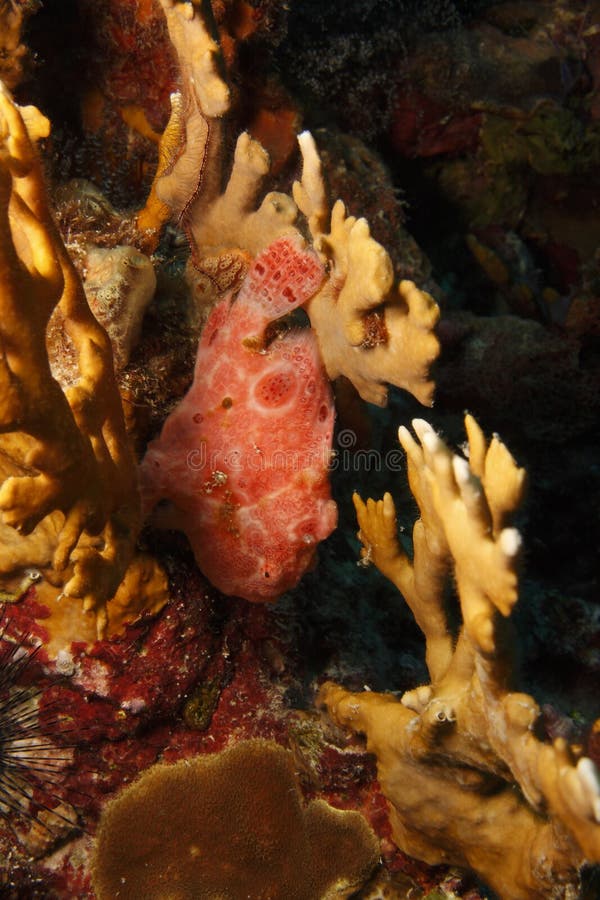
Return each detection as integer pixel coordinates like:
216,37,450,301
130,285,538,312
140,236,337,601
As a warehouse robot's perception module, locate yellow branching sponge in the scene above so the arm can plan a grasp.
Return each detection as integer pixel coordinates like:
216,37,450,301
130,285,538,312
0,83,166,639
184,130,305,309
138,1,302,305
137,0,230,247
0,0,31,90
294,133,440,407
92,738,380,900
318,415,600,900
141,6,440,407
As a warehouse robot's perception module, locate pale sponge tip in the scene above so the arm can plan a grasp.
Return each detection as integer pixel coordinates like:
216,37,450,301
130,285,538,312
452,455,471,485
499,527,522,557
411,418,435,442
421,429,442,454
576,757,600,823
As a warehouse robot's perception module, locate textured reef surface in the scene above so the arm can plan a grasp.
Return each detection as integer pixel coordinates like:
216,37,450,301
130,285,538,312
0,1,599,898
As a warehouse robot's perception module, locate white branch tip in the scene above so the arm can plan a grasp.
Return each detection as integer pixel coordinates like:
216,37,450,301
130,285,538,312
411,418,435,443
576,757,600,823
452,455,471,485
422,430,442,455
499,527,522,558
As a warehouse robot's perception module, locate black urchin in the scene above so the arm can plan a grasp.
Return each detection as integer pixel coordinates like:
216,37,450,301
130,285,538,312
0,616,79,853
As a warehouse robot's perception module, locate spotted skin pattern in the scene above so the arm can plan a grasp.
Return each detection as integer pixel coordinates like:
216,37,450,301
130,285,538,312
140,236,337,601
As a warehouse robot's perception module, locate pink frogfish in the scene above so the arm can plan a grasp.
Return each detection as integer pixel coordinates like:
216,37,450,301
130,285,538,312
140,236,337,601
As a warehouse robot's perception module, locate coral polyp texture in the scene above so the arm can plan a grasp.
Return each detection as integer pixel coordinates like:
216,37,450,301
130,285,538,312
140,235,337,601
319,415,600,900
91,738,380,900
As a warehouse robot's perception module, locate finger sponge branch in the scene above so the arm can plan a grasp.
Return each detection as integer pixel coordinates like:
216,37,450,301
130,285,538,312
319,415,600,899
